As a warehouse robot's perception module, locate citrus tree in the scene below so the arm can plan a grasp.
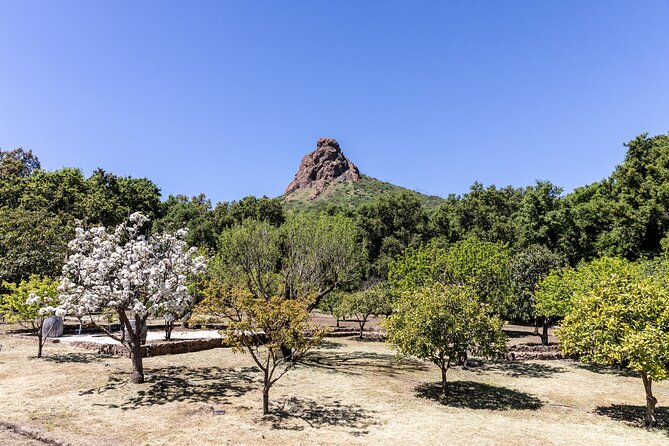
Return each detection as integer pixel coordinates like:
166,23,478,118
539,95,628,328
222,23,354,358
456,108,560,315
1,275,59,357
385,284,506,394
558,257,669,427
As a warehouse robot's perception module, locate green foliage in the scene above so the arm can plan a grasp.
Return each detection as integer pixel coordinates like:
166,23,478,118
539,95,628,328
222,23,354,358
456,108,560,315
217,213,361,307
225,295,327,414
510,245,564,322
0,148,40,179
536,257,632,321
387,241,449,295
154,194,219,250
558,258,668,376
515,181,564,251
388,237,514,317
229,195,285,227
432,182,524,245
282,175,443,213
1,276,59,357
334,283,392,338
386,284,506,387
1,275,59,326
557,256,669,426
357,191,430,277
0,207,72,283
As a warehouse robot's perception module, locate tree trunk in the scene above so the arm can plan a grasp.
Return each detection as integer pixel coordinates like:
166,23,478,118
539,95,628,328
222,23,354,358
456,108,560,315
641,372,657,428
262,387,270,415
440,364,448,395
359,322,364,339
120,311,145,384
164,320,174,340
37,331,43,358
538,317,550,345
534,316,540,335
130,340,144,384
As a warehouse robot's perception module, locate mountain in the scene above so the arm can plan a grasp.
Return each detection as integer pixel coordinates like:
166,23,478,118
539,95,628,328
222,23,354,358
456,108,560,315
281,138,444,211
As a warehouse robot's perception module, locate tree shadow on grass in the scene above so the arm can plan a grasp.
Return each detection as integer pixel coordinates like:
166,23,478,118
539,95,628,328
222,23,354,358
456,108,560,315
416,381,543,411
300,350,429,377
82,366,259,410
44,352,110,364
268,396,380,436
316,340,345,350
475,360,566,378
575,363,639,378
595,404,669,436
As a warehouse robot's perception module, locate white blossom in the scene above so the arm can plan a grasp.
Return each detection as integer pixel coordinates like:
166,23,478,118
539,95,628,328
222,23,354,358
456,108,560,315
58,213,207,321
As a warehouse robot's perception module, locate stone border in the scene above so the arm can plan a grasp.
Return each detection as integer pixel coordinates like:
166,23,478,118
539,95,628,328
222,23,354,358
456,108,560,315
0,420,74,446
66,337,229,357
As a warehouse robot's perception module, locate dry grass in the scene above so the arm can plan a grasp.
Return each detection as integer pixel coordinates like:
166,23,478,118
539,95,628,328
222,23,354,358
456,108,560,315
1,329,668,446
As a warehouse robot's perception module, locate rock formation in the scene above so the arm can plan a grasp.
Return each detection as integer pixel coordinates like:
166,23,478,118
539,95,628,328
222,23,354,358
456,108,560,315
285,138,361,198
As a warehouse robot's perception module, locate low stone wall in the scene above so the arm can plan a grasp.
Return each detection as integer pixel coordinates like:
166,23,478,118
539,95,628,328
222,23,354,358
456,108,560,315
506,343,565,361
66,338,229,358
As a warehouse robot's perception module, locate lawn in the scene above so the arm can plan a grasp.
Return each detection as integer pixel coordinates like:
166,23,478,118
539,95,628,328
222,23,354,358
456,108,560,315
0,329,668,446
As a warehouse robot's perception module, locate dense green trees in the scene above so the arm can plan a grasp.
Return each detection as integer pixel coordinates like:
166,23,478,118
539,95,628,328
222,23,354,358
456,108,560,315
357,192,430,277
388,237,515,317
216,213,361,307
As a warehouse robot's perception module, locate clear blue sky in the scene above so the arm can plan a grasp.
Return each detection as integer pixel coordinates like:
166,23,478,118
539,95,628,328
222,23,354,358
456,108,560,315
1,1,668,204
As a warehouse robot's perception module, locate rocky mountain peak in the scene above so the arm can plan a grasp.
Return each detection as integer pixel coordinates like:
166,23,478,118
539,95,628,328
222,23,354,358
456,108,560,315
285,138,361,197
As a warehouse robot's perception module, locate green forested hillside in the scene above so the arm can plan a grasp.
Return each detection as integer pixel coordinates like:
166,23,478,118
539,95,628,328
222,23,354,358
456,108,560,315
281,174,444,212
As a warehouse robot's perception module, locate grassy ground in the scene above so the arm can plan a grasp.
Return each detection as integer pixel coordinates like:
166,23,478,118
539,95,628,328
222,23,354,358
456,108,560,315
0,328,668,446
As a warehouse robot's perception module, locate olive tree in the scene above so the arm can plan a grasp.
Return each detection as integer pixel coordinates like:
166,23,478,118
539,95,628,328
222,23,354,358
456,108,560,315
558,257,669,427
226,295,326,415
1,275,59,358
218,213,361,307
386,284,506,394
57,213,207,383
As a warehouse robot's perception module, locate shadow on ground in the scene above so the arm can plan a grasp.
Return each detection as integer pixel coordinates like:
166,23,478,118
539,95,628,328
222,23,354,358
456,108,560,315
416,381,543,411
575,363,639,378
475,361,566,378
44,352,110,364
81,366,259,409
300,350,429,377
503,329,536,339
316,340,344,350
595,404,669,436
268,396,380,435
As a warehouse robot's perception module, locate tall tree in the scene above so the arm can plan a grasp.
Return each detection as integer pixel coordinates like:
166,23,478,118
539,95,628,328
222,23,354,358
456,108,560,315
357,191,429,277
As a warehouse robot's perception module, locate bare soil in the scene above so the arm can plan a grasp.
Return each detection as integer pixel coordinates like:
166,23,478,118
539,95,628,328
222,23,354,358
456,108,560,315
1,323,668,446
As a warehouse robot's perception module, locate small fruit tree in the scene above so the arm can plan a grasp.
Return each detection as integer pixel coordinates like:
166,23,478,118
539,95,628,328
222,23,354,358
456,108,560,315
334,283,392,339
558,257,669,428
225,294,326,415
1,275,59,358
57,212,207,383
386,284,506,394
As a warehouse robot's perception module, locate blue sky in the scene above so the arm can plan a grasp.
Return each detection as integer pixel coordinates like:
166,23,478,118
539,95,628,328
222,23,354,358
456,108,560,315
1,1,668,203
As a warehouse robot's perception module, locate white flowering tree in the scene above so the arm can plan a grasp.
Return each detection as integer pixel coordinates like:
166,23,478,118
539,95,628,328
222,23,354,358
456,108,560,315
57,213,207,383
